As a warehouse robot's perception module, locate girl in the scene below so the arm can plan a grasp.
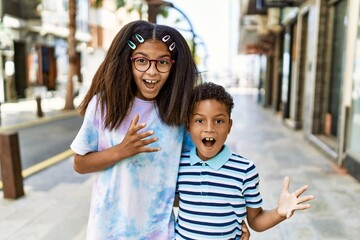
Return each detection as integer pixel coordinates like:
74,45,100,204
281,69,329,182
71,20,197,240
71,20,250,240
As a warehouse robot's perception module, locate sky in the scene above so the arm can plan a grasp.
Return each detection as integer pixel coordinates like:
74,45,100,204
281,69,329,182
157,0,241,82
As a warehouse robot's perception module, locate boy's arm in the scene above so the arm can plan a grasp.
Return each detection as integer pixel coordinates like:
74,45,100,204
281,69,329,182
173,195,179,207
246,176,314,232
246,207,285,232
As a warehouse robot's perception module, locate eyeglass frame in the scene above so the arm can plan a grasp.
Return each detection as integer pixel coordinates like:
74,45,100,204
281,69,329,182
130,57,175,73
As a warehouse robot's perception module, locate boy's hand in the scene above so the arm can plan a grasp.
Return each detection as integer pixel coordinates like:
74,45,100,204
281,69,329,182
118,114,160,158
277,176,315,219
241,220,251,240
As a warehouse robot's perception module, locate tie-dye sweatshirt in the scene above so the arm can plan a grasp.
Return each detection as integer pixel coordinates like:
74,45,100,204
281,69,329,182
71,95,188,240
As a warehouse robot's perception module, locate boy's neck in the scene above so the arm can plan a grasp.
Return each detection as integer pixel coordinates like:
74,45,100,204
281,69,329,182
196,145,225,161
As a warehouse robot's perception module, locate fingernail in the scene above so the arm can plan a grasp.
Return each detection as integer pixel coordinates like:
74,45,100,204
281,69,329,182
149,130,154,134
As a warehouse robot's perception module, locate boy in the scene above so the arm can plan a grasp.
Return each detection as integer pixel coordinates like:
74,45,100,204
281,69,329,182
175,82,314,239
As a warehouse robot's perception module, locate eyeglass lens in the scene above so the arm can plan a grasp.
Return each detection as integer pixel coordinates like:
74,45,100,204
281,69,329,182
132,57,172,73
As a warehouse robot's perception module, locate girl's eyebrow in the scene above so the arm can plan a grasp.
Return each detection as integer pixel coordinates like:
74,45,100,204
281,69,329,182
132,52,172,58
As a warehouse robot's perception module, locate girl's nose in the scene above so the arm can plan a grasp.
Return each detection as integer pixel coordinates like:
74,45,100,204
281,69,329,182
146,62,158,74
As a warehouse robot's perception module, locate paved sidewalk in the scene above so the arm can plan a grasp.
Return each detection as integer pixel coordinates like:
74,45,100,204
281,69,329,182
0,91,359,239
0,96,81,130
227,91,360,240
0,97,63,127
0,157,93,240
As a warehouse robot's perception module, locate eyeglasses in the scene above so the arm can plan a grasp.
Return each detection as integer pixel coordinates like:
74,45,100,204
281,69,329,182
130,57,175,73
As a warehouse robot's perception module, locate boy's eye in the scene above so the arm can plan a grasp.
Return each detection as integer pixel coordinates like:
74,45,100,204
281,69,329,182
195,119,204,123
215,119,224,124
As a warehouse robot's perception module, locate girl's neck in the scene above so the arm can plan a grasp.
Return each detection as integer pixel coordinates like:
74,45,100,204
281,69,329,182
134,96,155,103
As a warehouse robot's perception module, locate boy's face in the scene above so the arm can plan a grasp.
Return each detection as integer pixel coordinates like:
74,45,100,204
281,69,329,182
187,99,232,161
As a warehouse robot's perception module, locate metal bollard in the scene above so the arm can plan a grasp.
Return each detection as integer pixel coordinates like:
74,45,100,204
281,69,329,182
36,96,43,118
0,131,25,199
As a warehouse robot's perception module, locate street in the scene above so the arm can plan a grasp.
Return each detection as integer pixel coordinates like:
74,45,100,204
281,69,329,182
0,113,83,181
18,115,83,169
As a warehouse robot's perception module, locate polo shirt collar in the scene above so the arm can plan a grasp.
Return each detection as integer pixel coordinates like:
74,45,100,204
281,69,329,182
189,145,232,170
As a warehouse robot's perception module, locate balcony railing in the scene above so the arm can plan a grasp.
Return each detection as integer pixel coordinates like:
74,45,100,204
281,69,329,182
257,0,304,9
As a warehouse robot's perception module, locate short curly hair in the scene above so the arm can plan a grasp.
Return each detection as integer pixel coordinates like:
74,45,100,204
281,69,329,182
188,82,234,120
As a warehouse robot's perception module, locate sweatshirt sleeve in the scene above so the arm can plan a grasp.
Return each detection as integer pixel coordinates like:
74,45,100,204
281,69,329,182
70,96,100,155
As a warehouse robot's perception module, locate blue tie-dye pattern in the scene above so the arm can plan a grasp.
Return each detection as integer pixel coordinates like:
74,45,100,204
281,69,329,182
71,97,185,239
148,187,175,223
182,130,194,151
84,125,98,149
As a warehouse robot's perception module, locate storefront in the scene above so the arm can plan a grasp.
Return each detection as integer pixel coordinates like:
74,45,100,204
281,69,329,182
301,0,348,162
344,8,360,180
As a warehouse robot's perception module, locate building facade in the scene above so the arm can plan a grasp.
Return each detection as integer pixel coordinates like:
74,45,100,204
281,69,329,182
239,0,360,181
0,0,92,102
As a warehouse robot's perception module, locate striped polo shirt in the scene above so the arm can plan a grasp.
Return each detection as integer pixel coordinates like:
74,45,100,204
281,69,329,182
175,145,263,240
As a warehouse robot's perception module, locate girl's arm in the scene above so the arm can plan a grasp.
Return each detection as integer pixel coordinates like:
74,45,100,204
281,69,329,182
246,176,314,232
73,114,160,174
240,220,251,240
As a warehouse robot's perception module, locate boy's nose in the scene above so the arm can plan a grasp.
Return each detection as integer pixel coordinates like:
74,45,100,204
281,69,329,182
204,122,214,132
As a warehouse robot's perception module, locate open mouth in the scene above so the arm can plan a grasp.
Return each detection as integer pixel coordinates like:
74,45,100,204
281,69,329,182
202,137,216,147
144,79,158,89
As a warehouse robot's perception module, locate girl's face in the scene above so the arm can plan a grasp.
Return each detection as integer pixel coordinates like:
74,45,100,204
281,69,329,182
187,99,233,161
131,40,172,101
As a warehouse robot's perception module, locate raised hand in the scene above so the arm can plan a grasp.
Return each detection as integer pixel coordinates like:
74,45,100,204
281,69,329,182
116,114,160,159
277,176,315,219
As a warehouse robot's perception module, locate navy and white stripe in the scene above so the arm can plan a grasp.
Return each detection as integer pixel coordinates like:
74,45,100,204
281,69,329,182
175,145,263,239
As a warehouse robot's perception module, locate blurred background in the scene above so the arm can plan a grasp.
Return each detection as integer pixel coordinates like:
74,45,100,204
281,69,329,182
1,1,360,239
1,0,360,182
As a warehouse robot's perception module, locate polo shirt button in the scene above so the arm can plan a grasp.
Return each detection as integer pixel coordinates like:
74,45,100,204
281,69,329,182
202,163,206,167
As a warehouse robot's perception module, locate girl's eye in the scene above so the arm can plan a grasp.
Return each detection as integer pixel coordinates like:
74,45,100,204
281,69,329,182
136,58,148,64
157,59,170,65
195,119,204,124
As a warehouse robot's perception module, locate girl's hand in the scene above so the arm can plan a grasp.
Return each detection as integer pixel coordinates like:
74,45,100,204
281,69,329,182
277,176,315,219
240,220,251,240
117,114,160,158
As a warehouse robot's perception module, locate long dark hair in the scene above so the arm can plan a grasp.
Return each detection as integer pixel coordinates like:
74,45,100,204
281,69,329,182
78,20,199,130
